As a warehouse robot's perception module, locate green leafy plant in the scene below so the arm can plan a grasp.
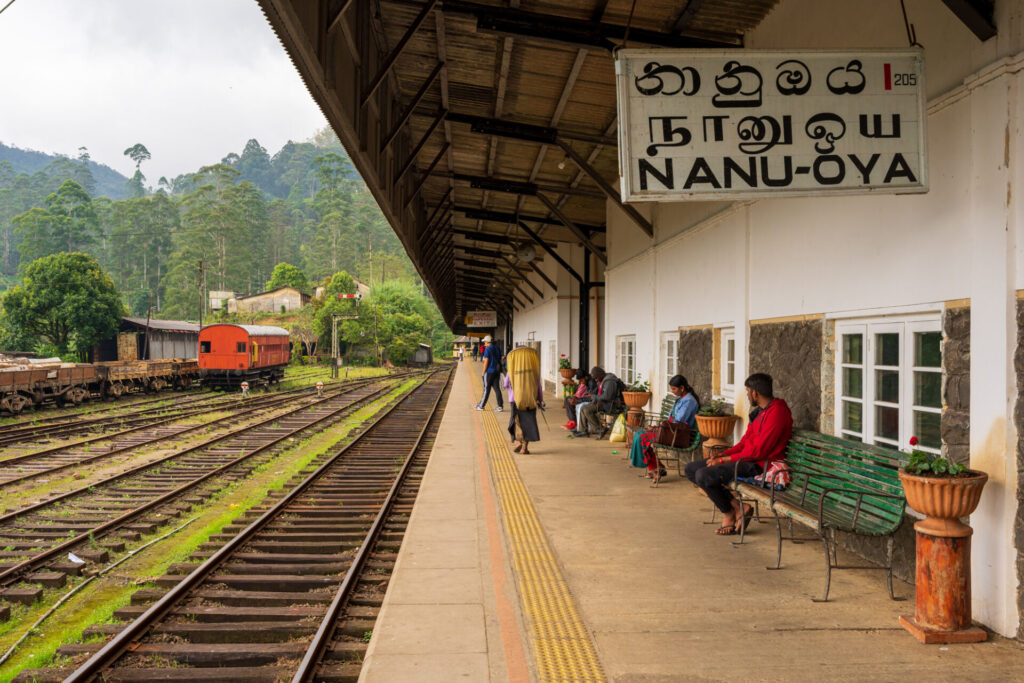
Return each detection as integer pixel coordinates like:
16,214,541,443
558,355,573,371
626,374,649,393
697,398,728,417
903,436,967,476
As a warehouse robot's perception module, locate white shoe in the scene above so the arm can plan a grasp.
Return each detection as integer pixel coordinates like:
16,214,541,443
474,405,484,411
496,406,503,412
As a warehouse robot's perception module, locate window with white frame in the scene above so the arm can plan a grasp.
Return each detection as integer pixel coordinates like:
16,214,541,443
616,335,636,385
720,328,736,400
660,332,678,394
836,317,941,452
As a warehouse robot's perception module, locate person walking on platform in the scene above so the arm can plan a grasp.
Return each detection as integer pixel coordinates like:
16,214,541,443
474,335,504,412
504,346,543,453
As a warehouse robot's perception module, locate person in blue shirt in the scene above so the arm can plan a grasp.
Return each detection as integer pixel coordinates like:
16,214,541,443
629,374,699,481
474,335,504,412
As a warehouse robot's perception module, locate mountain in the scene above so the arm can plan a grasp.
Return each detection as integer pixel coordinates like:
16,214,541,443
0,142,132,200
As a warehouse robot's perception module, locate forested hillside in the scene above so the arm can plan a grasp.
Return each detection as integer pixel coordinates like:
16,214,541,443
0,142,133,201
0,131,423,318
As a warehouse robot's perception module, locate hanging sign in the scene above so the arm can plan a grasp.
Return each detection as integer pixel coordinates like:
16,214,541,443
465,311,497,328
615,48,927,201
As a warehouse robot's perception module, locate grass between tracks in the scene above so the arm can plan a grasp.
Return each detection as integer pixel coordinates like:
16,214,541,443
0,375,421,681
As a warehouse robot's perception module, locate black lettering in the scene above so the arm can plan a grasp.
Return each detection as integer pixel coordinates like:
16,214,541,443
702,115,728,142
760,156,793,187
812,155,846,185
713,61,763,108
848,153,880,183
859,114,901,139
638,158,674,190
683,158,721,189
883,153,917,183
723,157,757,188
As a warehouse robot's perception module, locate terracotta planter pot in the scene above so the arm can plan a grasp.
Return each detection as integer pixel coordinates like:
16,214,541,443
898,469,988,537
695,414,739,440
622,391,651,409
558,368,576,380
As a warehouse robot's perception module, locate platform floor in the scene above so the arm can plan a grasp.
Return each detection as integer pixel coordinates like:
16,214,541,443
360,362,1024,681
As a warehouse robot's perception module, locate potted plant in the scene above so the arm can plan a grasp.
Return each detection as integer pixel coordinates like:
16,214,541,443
558,355,576,380
622,375,651,409
898,437,987,537
694,398,739,443
897,436,988,644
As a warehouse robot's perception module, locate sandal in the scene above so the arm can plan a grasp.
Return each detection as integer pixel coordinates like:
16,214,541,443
513,443,523,453
740,506,754,533
715,524,738,535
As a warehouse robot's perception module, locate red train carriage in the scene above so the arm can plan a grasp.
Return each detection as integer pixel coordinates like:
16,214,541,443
198,324,291,389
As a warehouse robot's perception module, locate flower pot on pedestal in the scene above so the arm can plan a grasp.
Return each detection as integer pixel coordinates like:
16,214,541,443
695,414,739,456
622,391,651,428
898,469,989,644
559,368,576,380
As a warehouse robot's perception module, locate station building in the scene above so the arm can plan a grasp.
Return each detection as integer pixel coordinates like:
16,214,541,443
259,0,1024,640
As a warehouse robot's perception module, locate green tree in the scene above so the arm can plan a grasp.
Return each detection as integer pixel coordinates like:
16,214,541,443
2,252,123,355
13,179,99,262
266,262,309,292
340,279,443,364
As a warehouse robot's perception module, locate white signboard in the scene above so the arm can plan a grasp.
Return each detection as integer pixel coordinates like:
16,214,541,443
465,310,497,328
615,48,927,201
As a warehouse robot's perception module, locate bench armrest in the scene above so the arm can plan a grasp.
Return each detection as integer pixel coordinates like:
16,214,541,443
816,487,906,535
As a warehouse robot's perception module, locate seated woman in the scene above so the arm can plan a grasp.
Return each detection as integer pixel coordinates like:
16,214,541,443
629,375,699,481
563,368,596,430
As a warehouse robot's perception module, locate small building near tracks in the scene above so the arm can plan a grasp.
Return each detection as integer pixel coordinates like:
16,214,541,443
95,317,200,362
228,286,311,314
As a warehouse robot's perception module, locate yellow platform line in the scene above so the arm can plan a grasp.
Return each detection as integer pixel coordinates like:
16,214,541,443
471,368,606,683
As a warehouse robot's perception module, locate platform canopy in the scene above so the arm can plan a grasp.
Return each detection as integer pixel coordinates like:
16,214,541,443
257,0,779,330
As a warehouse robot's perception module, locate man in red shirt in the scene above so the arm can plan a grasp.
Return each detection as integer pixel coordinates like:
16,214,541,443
684,373,793,535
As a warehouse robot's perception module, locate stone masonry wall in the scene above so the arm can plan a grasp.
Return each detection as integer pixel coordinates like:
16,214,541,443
942,306,970,466
677,328,712,405
748,320,822,430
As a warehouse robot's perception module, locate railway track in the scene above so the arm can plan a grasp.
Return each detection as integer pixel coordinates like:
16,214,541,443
0,374,420,612
15,366,452,682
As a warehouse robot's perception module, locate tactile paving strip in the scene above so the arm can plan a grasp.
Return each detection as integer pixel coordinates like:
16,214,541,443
472,370,606,683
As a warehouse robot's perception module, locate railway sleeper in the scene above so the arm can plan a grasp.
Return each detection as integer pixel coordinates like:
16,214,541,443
115,604,325,622
132,588,336,607
85,620,319,643
48,640,364,668
1,587,42,605
167,561,349,575
19,666,305,683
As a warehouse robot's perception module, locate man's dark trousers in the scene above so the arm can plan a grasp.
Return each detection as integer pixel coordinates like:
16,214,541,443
684,460,762,512
479,372,503,408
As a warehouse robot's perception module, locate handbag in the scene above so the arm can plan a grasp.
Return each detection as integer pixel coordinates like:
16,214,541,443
655,421,690,448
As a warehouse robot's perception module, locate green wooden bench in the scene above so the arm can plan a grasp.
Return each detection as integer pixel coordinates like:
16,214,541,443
632,394,703,483
731,429,908,602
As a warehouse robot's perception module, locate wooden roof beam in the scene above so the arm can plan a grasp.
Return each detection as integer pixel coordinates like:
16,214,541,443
362,0,439,106
434,0,739,51
454,205,604,235
381,61,445,153
940,0,996,41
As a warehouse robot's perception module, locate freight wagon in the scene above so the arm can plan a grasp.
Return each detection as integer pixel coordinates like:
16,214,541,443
0,359,200,414
198,324,290,389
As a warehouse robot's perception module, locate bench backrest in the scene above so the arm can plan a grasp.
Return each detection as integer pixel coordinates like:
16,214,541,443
658,394,675,420
783,429,907,532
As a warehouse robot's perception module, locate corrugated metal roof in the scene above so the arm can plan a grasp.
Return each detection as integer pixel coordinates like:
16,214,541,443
202,324,291,337
235,286,312,301
123,317,200,333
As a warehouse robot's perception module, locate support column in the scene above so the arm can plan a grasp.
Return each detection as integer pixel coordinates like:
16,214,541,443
579,254,590,371
967,67,1019,637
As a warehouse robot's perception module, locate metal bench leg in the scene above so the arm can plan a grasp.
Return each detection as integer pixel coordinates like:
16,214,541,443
811,532,834,602
766,513,784,570
885,536,905,601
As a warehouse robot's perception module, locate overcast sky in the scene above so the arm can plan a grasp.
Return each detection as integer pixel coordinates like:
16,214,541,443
0,0,328,182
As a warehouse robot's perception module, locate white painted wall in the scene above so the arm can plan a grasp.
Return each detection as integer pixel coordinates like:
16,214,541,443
600,3,1024,637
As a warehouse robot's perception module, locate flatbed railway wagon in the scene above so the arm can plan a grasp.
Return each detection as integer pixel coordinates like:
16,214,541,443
198,324,290,389
0,364,96,413
94,359,200,397
0,360,201,414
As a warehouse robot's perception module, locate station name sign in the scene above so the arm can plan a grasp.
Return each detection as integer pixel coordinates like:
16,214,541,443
615,48,927,201
465,310,497,328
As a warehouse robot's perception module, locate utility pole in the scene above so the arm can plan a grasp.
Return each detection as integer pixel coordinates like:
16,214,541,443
331,314,340,379
143,295,152,361
197,259,206,328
